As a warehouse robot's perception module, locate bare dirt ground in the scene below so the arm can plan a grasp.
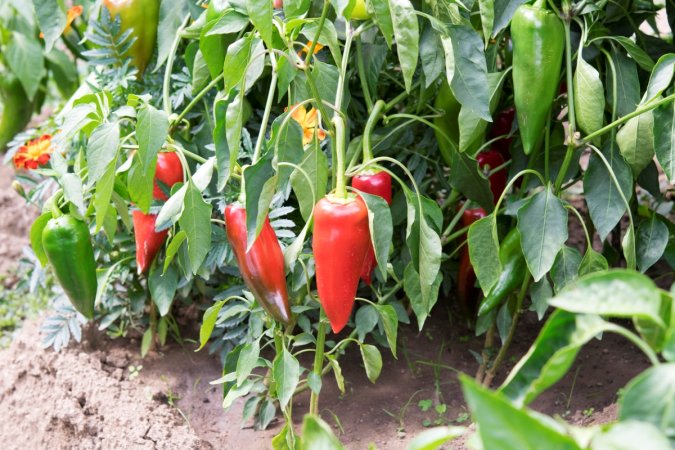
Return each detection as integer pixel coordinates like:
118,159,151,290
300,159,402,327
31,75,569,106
0,165,652,449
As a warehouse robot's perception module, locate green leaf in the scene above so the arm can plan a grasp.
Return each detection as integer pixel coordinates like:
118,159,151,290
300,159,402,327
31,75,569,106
247,0,274,48
636,214,669,272
501,311,611,405
360,344,383,383
236,339,261,386
610,36,655,72
157,0,189,69
272,347,300,410
357,191,393,280
206,9,249,35
30,213,52,267
579,248,608,276
529,277,552,320
550,246,582,293
136,104,169,169
641,53,675,104
355,305,379,340
375,304,398,357
327,356,345,394
127,157,156,214
223,35,265,93
300,415,345,450
148,264,178,316
404,263,442,330
654,100,675,183
492,0,527,37
5,32,45,101
549,269,663,327
574,54,605,140
244,153,278,250
419,27,444,87
198,300,226,350
608,49,640,118
616,111,655,177
33,0,67,52
457,71,506,153
584,139,633,241
408,426,465,450
213,91,239,191
517,186,568,281
462,375,582,450
62,173,85,216
449,151,494,211
46,49,78,98
87,122,121,185
478,0,494,47
388,0,419,91
164,230,187,273
94,160,117,233
447,25,491,122
141,328,153,357
468,216,501,295
179,182,213,274
368,0,393,47
591,421,671,450
271,115,304,186
619,363,675,445
290,141,328,221
623,225,637,270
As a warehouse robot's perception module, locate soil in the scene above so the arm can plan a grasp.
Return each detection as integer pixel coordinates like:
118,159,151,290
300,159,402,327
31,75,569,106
0,164,654,449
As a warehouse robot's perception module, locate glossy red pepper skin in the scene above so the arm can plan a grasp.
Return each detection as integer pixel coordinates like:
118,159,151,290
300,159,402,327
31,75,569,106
224,203,291,324
153,152,183,201
457,207,487,314
133,211,168,274
476,150,507,203
313,195,370,333
351,171,393,285
489,107,515,158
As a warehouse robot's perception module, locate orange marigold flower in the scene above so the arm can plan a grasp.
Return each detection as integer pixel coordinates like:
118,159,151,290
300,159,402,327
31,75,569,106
40,6,83,38
13,134,53,170
298,41,324,57
288,105,327,146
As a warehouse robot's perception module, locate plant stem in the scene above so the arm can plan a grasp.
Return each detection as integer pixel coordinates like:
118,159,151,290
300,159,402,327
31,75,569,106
554,13,577,192
483,273,532,387
362,100,386,162
356,38,374,112
309,320,327,415
163,15,190,115
475,323,496,383
252,61,278,163
580,93,675,145
171,74,224,132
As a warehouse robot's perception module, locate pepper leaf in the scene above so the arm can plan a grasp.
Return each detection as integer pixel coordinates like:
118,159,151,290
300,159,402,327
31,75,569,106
272,347,300,410
179,181,213,274
356,191,393,281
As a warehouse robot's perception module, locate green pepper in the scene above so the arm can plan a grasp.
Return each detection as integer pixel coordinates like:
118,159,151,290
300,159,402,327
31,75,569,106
433,80,461,166
103,0,160,75
0,74,34,151
511,0,564,155
477,227,526,316
42,215,98,319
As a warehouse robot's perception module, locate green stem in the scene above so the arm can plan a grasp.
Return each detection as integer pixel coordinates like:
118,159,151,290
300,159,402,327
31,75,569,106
179,147,207,164
363,100,386,162
554,13,577,192
441,200,470,240
171,73,224,132
356,38,374,112
309,320,327,415
580,93,675,145
163,15,190,115
333,116,348,198
304,1,331,68
252,60,278,163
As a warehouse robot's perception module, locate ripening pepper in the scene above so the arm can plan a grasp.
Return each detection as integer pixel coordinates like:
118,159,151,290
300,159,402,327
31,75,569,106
476,150,507,203
103,0,160,75
489,107,515,158
477,227,526,316
351,170,392,285
0,74,34,151
511,0,564,155
225,203,291,324
153,152,184,201
457,207,487,314
313,194,371,333
42,215,98,319
133,211,168,274
433,80,461,167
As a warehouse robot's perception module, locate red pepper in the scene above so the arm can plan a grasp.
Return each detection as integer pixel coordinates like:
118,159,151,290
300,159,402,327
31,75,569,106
313,195,370,333
153,152,184,201
133,211,168,274
224,203,291,324
457,207,487,314
351,170,392,285
489,107,515,158
476,150,507,203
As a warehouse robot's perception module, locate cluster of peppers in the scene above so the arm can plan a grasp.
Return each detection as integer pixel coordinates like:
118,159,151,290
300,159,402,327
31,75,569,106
224,168,392,334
